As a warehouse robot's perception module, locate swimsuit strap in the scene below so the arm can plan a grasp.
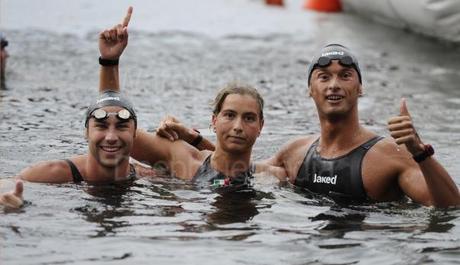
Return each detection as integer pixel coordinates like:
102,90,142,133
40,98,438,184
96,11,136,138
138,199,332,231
360,136,385,150
127,163,137,181
64,159,84,183
63,160,137,183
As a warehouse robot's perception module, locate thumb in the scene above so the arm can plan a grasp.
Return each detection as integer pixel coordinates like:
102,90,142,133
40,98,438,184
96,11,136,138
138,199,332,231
14,180,23,197
399,98,411,117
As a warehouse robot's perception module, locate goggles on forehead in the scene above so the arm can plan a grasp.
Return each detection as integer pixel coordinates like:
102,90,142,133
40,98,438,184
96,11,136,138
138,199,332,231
316,55,355,68
91,108,132,121
308,54,362,84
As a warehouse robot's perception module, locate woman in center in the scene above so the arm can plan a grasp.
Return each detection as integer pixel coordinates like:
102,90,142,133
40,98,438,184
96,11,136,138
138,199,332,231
131,83,267,191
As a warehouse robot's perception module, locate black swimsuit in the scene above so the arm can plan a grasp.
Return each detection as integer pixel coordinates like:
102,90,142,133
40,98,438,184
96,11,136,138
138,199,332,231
64,159,136,183
192,155,255,192
295,136,384,201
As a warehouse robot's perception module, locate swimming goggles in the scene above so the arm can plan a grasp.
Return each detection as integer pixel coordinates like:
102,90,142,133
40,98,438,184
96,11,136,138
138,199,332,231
316,55,355,68
91,108,133,121
308,54,362,84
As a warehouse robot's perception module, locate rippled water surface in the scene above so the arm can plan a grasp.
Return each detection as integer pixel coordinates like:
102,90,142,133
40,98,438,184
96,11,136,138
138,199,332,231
1,1,460,264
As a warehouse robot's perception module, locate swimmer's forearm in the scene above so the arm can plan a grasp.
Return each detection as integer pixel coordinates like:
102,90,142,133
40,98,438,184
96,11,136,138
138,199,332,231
99,65,119,92
254,162,287,181
185,129,215,151
418,158,460,207
195,137,215,151
157,121,215,151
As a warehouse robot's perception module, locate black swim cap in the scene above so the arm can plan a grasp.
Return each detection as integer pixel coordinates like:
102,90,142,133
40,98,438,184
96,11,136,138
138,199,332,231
307,44,362,85
0,33,8,49
85,90,137,128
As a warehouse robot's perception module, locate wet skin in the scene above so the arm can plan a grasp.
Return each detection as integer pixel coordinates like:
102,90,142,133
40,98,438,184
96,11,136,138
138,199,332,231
309,61,362,121
87,106,136,169
212,94,263,156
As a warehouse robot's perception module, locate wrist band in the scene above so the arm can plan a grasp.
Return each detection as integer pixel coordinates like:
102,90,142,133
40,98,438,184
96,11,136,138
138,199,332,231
191,129,203,147
413,144,434,163
99,56,119,66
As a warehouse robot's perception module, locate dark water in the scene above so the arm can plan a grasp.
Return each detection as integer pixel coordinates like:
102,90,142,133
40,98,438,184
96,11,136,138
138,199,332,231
1,1,460,264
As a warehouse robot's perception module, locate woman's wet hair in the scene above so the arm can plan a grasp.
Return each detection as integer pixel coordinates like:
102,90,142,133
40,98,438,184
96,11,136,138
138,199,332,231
211,82,264,121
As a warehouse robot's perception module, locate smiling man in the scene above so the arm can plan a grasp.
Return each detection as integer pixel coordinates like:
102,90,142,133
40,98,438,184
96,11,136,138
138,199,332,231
0,91,157,208
263,44,460,207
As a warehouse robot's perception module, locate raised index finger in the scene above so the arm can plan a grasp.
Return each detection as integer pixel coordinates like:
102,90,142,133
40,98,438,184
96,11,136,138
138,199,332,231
122,6,133,27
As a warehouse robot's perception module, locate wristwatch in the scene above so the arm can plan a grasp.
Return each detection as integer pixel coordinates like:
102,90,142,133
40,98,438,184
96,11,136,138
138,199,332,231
99,56,119,66
190,129,203,147
413,144,434,163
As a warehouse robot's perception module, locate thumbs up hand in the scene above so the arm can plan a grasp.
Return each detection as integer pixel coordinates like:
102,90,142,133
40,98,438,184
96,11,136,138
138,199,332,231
0,180,24,209
387,98,425,155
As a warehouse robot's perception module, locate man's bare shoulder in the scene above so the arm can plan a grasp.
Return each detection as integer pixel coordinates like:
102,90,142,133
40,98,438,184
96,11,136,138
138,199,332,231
363,137,420,201
370,137,413,161
19,158,81,183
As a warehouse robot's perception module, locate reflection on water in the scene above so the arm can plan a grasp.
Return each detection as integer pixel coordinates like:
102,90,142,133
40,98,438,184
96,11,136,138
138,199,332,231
208,191,261,225
311,206,367,238
424,210,457,233
73,183,135,238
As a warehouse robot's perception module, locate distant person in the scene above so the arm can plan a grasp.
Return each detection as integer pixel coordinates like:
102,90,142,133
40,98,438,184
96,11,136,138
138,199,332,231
0,90,158,209
0,33,9,85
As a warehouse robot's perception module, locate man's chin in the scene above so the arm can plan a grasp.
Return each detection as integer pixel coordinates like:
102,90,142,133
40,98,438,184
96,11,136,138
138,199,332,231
322,108,349,119
99,157,126,168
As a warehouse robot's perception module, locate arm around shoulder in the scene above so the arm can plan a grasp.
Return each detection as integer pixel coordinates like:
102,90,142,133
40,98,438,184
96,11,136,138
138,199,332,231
256,135,316,183
254,162,287,181
131,129,206,179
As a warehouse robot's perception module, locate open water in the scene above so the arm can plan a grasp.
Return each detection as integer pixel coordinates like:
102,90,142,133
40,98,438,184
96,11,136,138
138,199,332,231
1,0,460,264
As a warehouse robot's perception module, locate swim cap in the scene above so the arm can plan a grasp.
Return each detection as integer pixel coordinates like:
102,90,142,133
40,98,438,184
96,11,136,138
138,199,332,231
307,44,362,85
0,33,8,49
85,90,137,128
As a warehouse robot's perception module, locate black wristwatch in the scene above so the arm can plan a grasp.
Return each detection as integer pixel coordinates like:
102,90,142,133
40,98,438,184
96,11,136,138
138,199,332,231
190,129,203,147
99,56,119,66
413,144,434,163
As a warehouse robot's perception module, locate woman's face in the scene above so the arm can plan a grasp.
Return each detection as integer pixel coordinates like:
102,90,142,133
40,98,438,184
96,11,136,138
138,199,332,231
212,93,264,155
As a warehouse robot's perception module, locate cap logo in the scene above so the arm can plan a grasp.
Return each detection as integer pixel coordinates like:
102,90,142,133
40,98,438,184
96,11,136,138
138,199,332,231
96,96,120,104
321,51,344,57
